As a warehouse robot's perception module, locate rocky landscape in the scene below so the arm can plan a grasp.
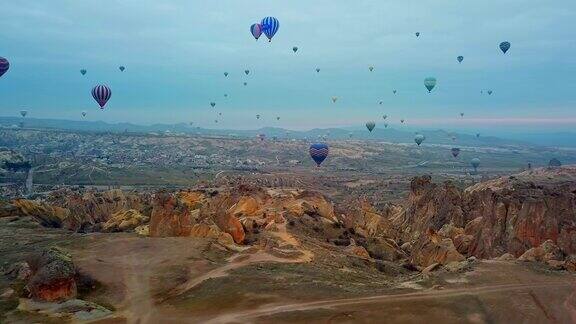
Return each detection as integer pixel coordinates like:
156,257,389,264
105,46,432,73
1,166,576,323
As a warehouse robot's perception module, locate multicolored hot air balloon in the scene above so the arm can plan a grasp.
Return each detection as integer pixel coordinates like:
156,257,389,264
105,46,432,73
250,23,262,40
457,56,464,63
451,147,460,158
210,102,216,108
424,77,437,93
261,17,279,42
366,121,375,132
414,134,425,146
0,57,10,78
309,143,329,166
119,66,125,72
80,69,87,75
292,46,298,53
471,158,481,171
499,41,510,54
91,85,112,109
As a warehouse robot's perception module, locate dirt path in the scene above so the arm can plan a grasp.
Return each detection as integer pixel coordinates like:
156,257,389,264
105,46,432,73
205,280,576,323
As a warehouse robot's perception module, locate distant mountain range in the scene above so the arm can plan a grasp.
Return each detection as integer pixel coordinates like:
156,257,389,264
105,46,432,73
1,116,573,148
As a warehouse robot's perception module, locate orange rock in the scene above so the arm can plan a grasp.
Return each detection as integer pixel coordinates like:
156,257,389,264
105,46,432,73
149,193,194,237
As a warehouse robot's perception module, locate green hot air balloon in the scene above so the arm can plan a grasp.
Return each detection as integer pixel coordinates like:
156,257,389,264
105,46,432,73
424,77,437,93
366,121,375,132
471,158,481,171
414,134,425,146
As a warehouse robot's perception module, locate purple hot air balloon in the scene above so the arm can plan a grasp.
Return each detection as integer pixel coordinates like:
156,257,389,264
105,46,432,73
309,143,329,167
451,147,460,158
250,23,262,40
0,57,10,78
91,85,112,109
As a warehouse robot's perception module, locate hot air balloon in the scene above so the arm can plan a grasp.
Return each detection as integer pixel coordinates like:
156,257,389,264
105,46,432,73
257,133,266,141
261,17,279,42
309,143,329,166
451,147,460,158
379,101,383,105
366,121,375,132
400,119,405,123
369,66,374,72
393,90,397,94
292,46,298,53
460,112,464,117
415,32,420,37
348,133,353,138
487,90,493,95
91,85,112,109
424,77,437,93
256,114,260,120
119,66,125,72
384,123,389,128
276,116,280,121
210,102,216,108
471,158,480,171
383,115,387,119
499,41,510,54
224,94,228,97
20,110,27,118
243,82,248,86
218,112,222,116
214,120,218,123
244,69,250,75
250,23,262,40
0,57,9,78
457,56,464,63
414,134,425,146
476,133,480,138
224,72,229,77
82,111,87,117
316,68,320,73
331,97,338,103
80,69,87,75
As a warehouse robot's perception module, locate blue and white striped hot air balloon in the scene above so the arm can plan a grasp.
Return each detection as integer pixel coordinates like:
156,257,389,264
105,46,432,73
309,143,329,167
261,17,279,42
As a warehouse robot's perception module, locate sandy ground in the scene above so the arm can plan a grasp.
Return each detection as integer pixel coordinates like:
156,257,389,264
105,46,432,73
65,230,576,324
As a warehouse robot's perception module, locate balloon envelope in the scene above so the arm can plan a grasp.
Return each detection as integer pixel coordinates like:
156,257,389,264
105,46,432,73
119,66,125,72
451,148,460,158
499,41,510,54
224,72,229,77
261,17,279,41
0,57,9,78
82,111,87,117
309,143,329,166
415,32,420,37
457,56,464,63
292,46,298,53
80,69,87,75
20,110,27,117
244,70,250,75
366,121,375,132
250,23,262,40
414,134,425,146
210,102,216,108
471,158,481,169
424,77,437,92
91,85,112,109
316,68,320,73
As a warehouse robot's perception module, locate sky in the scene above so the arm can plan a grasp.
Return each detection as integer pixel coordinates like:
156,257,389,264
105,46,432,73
1,0,575,133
